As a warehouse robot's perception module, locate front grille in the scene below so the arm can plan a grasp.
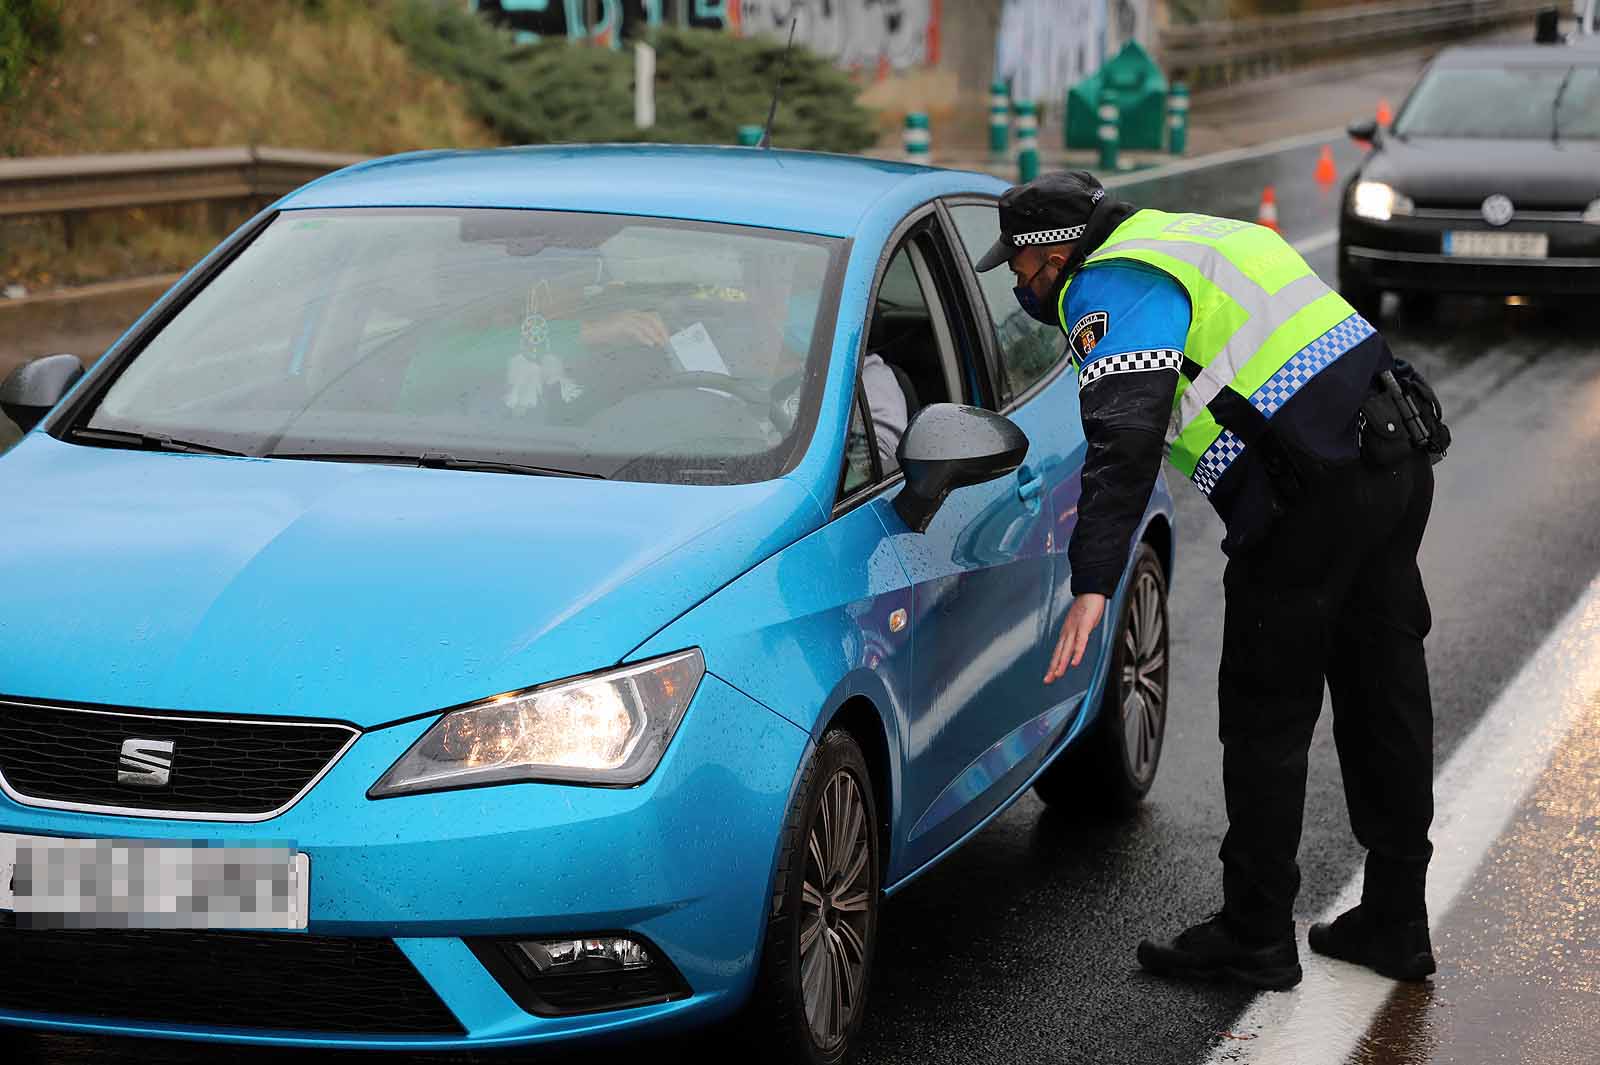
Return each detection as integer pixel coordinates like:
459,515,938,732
1410,205,1586,223
0,698,356,818
0,923,464,1035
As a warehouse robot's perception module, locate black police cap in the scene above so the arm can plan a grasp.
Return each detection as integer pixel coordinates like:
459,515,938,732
974,170,1108,272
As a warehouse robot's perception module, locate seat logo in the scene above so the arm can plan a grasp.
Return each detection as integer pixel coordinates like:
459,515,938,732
117,739,175,787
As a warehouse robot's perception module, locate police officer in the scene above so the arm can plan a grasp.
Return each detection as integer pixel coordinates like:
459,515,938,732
974,171,1440,990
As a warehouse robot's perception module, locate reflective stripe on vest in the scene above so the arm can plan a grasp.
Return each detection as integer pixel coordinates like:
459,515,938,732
1060,210,1359,487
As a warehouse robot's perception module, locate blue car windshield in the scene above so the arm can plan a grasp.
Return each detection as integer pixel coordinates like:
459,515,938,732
1395,64,1600,140
78,208,844,485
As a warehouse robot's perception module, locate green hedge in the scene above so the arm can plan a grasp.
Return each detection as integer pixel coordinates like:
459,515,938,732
0,0,62,101
391,1,876,154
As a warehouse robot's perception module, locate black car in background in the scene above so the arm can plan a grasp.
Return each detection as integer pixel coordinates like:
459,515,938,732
1337,39,1600,318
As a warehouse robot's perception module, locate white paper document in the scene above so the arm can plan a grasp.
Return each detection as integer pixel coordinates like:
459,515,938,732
668,321,730,375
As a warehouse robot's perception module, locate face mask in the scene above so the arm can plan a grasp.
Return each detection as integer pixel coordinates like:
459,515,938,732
1013,258,1059,326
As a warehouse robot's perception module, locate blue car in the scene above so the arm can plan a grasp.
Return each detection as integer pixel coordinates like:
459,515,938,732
0,145,1173,1064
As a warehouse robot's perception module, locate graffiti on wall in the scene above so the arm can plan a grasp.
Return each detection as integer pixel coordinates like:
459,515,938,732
737,1,938,70
473,0,940,71
993,0,1151,102
993,0,1101,103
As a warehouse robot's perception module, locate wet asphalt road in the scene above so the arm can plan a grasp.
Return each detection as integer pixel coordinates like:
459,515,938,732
8,143,1600,1065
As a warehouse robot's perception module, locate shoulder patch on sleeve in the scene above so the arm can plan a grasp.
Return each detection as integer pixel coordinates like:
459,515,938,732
1069,311,1109,362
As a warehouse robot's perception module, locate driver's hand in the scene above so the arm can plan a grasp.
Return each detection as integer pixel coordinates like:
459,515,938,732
580,310,671,349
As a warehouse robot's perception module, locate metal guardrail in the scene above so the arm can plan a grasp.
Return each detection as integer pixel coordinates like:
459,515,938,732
0,146,364,222
1160,0,1549,89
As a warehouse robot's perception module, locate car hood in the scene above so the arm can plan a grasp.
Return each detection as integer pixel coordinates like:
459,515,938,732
1364,136,1600,208
0,436,822,728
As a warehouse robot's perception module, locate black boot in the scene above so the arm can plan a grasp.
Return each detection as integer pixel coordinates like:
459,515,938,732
1308,904,1435,981
1137,914,1302,991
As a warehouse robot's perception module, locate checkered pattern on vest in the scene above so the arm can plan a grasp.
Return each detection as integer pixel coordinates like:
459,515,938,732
1189,312,1373,496
1250,314,1376,417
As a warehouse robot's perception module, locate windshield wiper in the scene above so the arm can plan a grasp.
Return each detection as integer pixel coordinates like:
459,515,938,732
418,452,604,478
69,426,247,457
1552,66,1576,145
267,450,604,479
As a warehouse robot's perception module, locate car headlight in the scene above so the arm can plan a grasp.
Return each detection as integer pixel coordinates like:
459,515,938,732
369,649,704,797
1584,199,1600,225
1351,181,1414,222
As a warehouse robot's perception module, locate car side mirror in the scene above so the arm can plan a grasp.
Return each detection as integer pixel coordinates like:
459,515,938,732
1347,118,1379,144
892,403,1029,534
0,353,85,434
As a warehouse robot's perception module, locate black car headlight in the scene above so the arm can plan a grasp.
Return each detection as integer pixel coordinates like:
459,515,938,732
1351,181,1414,222
369,649,704,797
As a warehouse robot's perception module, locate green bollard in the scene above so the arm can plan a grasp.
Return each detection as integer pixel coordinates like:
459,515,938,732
1097,87,1121,172
736,124,764,146
1015,100,1039,182
988,80,1010,158
1167,81,1190,156
903,112,931,163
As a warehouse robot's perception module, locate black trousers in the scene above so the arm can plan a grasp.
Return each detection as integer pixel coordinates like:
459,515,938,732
1218,450,1435,940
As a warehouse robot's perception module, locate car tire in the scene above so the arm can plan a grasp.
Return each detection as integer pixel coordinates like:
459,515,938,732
745,728,881,1065
1033,543,1169,813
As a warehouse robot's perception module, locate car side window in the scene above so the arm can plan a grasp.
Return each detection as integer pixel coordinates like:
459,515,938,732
946,202,1067,403
839,386,877,498
837,226,968,507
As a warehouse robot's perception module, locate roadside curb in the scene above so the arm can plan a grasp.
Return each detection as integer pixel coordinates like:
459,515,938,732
0,273,181,311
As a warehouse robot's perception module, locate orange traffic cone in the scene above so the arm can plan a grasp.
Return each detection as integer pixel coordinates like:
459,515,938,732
1314,144,1337,186
1257,185,1280,231
1376,98,1393,126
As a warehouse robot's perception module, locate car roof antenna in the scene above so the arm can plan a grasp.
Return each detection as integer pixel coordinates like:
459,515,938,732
758,18,799,149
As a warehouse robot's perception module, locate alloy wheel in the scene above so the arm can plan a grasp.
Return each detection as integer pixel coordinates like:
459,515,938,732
800,768,872,1050
1119,567,1168,785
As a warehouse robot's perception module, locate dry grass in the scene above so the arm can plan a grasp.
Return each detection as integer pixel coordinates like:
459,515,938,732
1,0,496,157
4,209,219,288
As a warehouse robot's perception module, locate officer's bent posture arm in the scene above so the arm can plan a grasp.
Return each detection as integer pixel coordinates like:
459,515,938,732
1045,261,1190,679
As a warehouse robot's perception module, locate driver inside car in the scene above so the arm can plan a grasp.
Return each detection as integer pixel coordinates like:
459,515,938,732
772,289,909,470
396,267,673,418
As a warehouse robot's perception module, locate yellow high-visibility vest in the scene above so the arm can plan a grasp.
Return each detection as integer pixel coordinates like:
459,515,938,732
1061,210,1365,495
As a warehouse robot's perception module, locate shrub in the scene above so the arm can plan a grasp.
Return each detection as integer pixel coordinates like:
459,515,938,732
392,1,877,154
0,0,62,101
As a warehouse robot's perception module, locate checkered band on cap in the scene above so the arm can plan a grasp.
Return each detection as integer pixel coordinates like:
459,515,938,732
1012,225,1087,247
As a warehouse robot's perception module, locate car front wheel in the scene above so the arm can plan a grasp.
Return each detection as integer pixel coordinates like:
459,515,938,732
746,728,880,1065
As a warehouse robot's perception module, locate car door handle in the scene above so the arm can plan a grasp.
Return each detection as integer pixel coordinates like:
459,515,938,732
1016,468,1042,502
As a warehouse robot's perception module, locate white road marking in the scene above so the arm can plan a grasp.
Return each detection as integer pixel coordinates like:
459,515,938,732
1202,571,1600,1065
1290,229,1338,256
1101,127,1347,190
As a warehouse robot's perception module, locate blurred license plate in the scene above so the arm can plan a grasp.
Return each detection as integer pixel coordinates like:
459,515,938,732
0,833,308,930
1444,231,1548,258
